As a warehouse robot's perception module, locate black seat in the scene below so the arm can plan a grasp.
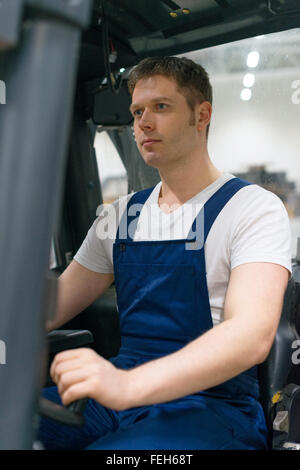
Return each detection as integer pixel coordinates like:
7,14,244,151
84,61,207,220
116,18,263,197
258,274,300,449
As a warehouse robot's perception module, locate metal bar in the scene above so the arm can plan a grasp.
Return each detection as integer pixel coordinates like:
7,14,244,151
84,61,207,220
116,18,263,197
0,15,85,449
214,0,230,8
162,10,224,39
25,0,92,29
268,0,300,15
159,0,181,10
0,0,24,49
103,0,157,32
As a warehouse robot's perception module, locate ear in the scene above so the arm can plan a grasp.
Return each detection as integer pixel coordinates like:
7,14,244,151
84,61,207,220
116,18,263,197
196,101,212,133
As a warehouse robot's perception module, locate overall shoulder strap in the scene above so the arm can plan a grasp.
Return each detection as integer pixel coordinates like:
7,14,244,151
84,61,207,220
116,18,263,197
115,186,155,241
187,177,252,245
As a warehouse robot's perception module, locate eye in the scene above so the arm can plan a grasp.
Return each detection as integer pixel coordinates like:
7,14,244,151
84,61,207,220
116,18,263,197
133,109,143,117
156,103,167,110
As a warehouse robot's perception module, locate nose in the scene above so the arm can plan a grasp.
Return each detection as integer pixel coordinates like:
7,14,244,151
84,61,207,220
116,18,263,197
137,108,154,131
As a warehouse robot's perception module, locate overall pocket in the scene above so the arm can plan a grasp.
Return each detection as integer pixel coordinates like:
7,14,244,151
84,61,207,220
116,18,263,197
114,263,201,341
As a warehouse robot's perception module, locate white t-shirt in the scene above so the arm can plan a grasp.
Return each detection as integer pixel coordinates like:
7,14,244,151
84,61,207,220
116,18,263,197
74,173,292,326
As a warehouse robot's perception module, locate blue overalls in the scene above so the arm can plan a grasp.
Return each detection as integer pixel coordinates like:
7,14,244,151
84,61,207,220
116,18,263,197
38,177,268,450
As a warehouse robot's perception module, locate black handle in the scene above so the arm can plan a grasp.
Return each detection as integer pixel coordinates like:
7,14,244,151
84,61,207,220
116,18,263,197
38,397,88,427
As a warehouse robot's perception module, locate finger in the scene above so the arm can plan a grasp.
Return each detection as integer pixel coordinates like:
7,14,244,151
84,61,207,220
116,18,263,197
56,369,88,396
50,348,91,377
52,348,85,365
50,352,76,378
60,380,93,406
51,359,85,384
50,359,86,377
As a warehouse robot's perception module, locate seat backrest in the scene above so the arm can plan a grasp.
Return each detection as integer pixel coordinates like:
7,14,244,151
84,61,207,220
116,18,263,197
258,275,300,434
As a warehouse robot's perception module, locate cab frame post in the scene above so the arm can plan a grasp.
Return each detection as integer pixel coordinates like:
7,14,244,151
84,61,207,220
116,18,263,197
0,0,92,449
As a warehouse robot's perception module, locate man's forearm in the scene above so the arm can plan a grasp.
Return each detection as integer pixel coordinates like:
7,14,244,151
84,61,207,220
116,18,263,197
46,264,114,332
46,308,74,332
122,315,271,409
46,280,75,332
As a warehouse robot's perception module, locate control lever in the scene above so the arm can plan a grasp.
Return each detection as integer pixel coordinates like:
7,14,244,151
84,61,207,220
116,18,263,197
39,329,94,426
38,397,88,427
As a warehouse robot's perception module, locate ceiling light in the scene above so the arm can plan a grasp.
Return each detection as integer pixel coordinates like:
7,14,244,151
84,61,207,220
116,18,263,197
247,51,260,68
243,73,255,87
240,88,252,101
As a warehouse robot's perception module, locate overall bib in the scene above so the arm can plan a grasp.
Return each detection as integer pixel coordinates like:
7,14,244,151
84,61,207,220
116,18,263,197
38,178,268,450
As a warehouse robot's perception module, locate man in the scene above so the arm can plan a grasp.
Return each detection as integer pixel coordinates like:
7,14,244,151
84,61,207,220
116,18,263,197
39,56,291,450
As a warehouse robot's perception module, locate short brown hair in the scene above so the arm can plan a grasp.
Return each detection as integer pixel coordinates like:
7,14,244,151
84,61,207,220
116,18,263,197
128,56,213,137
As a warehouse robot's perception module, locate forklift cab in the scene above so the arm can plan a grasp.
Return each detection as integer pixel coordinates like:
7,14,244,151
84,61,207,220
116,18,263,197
0,0,300,450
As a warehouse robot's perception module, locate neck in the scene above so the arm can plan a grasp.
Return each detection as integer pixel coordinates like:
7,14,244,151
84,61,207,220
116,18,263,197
158,150,222,205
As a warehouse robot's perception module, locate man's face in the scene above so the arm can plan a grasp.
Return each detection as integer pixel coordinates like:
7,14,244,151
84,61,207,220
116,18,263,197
130,75,201,170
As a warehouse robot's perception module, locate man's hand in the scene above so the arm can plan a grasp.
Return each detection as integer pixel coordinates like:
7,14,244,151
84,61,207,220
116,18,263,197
50,348,129,411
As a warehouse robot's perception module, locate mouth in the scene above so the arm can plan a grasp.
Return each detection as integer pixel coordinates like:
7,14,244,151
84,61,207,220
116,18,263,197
141,139,161,148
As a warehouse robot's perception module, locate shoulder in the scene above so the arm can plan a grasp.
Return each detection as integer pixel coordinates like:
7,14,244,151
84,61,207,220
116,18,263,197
222,181,291,244
228,182,289,226
235,180,285,203
207,176,289,235
222,182,291,273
